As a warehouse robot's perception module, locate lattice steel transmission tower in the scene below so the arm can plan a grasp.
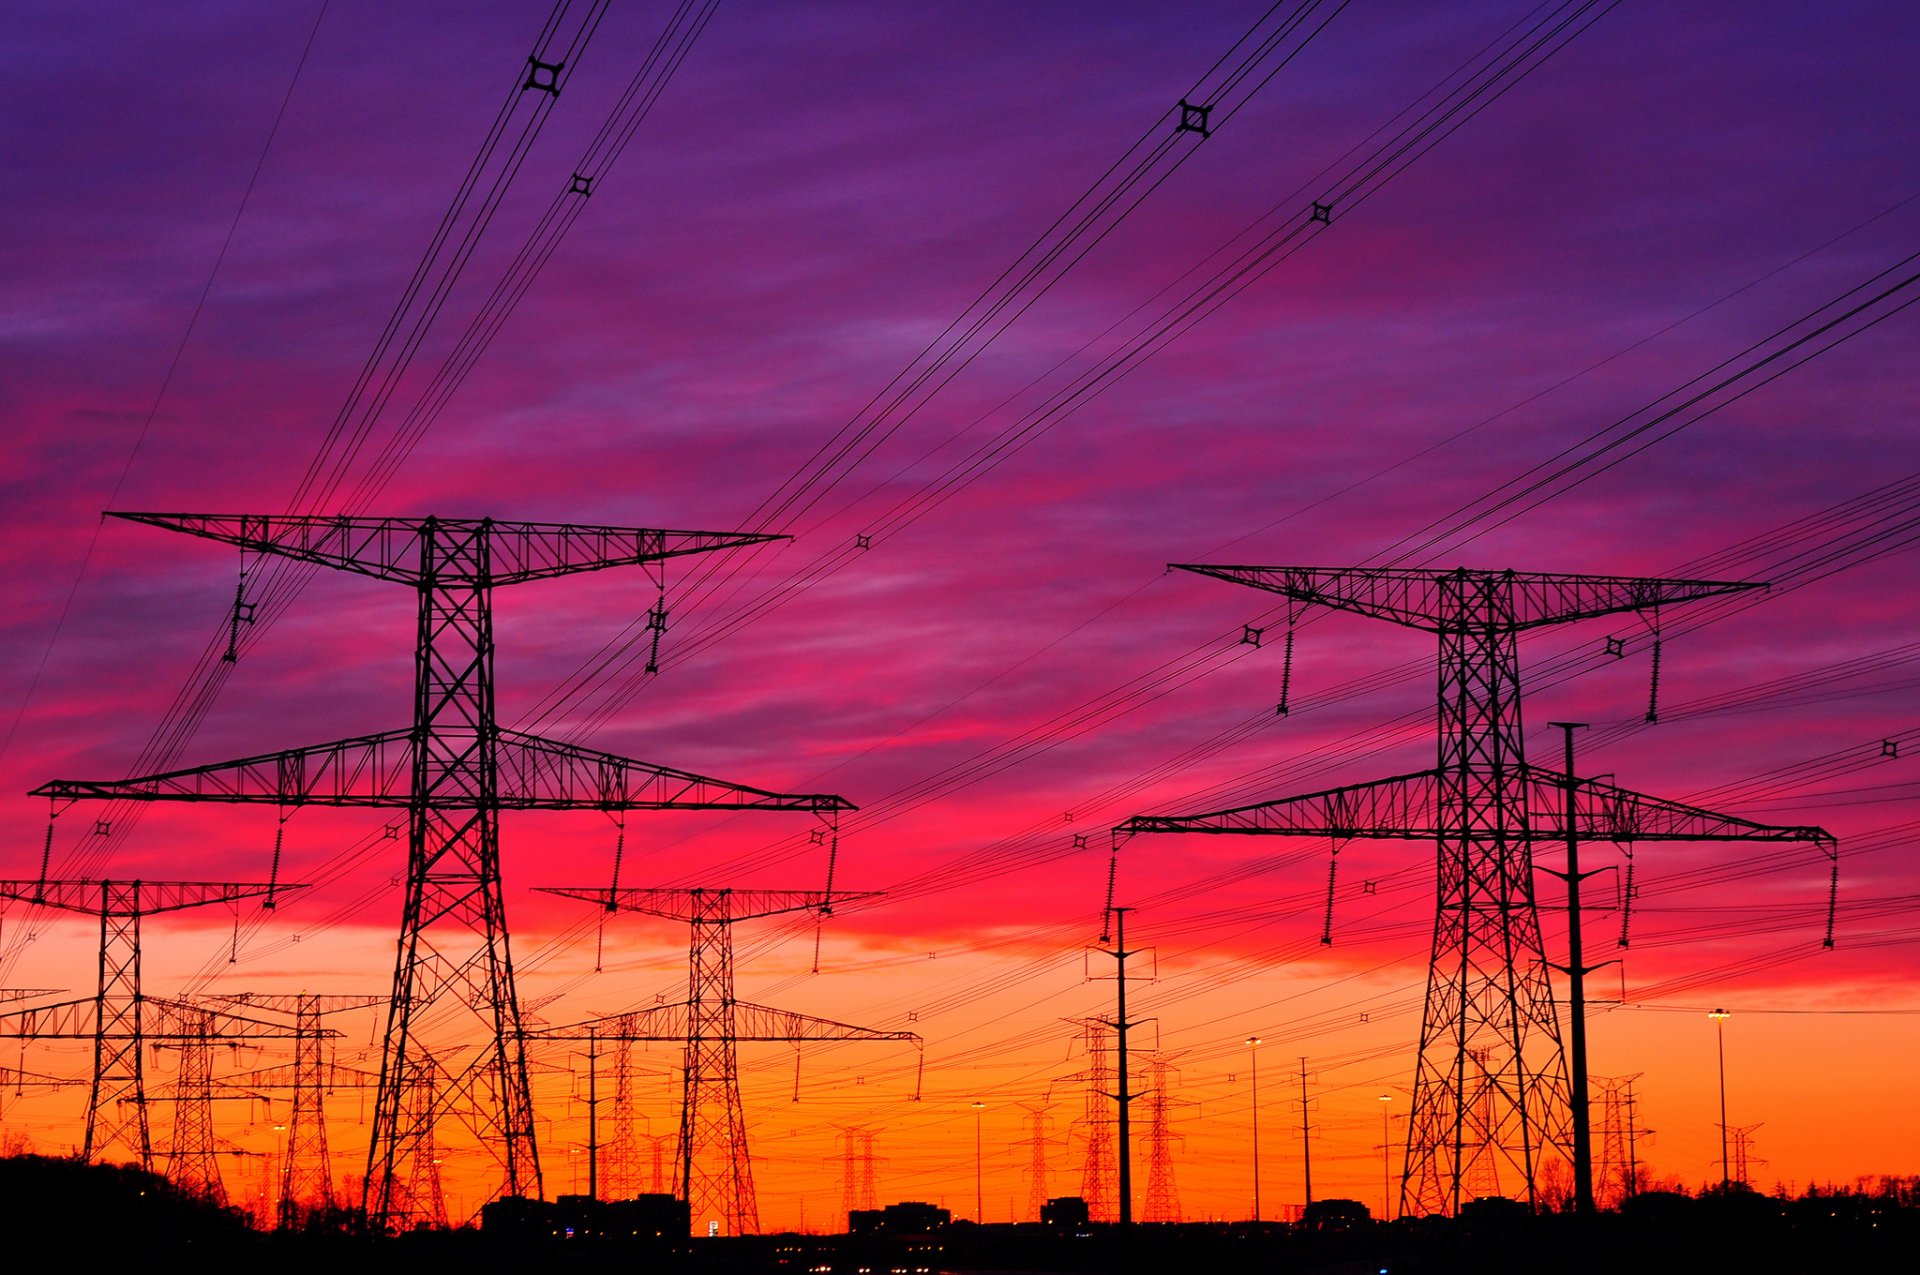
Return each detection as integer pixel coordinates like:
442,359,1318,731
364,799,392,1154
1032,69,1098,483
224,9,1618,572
1118,565,1836,1216
31,512,852,1227
0,878,304,1169
538,886,919,1236
1070,1019,1116,1222
1017,1102,1056,1222
161,1005,227,1204
834,1124,880,1221
1593,1073,1642,1209
219,992,384,1226
1141,1056,1185,1223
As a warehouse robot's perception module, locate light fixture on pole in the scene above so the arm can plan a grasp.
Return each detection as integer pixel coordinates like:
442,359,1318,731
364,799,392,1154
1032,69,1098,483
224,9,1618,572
972,1101,986,1222
1378,1094,1393,1221
1709,1008,1731,1190
1246,1036,1262,1223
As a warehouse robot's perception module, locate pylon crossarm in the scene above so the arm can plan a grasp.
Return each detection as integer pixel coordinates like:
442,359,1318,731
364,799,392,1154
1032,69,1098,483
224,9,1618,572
0,995,99,1038
109,512,787,586
1520,767,1834,844
0,995,317,1040
0,879,303,914
212,992,385,1015
536,1000,918,1044
218,1061,379,1089
30,731,412,806
535,885,878,921
729,1000,920,1043
1116,769,1441,838
0,988,61,1004
500,732,855,812
149,998,318,1040
1169,564,1761,631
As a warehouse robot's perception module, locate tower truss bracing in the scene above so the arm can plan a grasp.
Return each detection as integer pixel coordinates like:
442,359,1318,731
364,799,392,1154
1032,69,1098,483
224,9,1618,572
1117,565,1835,1216
0,879,307,1169
162,1006,226,1205
536,887,919,1236
1141,1056,1183,1223
30,512,851,1229
1072,1019,1116,1222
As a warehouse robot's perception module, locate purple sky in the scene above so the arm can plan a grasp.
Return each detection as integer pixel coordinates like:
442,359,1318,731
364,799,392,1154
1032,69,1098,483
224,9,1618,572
2,0,1917,1222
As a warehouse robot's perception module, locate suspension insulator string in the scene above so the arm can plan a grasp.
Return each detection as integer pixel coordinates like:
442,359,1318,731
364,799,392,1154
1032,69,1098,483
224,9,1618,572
35,804,56,901
1277,620,1297,717
644,579,668,675
1823,843,1840,950
1644,609,1663,724
1099,841,1120,944
608,815,627,906
223,546,255,664
265,814,286,911
1320,840,1341,945
1617,844,1636,948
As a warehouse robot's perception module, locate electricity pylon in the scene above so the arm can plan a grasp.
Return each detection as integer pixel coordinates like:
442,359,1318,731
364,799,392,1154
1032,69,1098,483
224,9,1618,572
537,886,919,1236
218,992,384,1226
833,1124,881,1220
30,512,852,1227
1140,1055,1188,1223
1117,565,1836,1216
1016,1102,1057,1222
1065,1018,1116,1222
0,878,307,1168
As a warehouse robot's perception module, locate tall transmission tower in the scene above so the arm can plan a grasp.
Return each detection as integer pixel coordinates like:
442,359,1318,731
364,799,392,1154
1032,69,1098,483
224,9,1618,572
1017,1102,1056,1222
0,878,306,1168
32,512,851,1227
218,992,384,1226
1118,565,1836,1216
1141,1056,1186,1223
1592,1073,1642,1209
401,1054,450,1228
1070,1019,1116,1222
600,1015,647,1200
160,1005,228,1205
834,1125,881,1221
537,886,919,1236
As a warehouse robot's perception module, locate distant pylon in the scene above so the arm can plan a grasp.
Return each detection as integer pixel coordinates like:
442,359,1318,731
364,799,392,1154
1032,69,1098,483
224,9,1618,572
1593,1073,1642,1209
1141,1056,1186,1223
162,1005,226,1206
536,886,918,1236
1074,1020,1116,1222
834,1125,880,1221
401,1056,449,1229
1018,1103,1054,1222
216,992,384,1227
1118,564,1837,1214
33,512,848,1227
0,878,305,1169
1728,1122,1764,1187
602,1017,642,1200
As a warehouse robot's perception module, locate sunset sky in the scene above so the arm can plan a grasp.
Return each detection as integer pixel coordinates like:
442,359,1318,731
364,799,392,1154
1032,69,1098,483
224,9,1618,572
2,0,1917,1230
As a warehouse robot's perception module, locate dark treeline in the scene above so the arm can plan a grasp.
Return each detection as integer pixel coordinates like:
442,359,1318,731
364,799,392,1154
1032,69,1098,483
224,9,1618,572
2,1152,1914,1272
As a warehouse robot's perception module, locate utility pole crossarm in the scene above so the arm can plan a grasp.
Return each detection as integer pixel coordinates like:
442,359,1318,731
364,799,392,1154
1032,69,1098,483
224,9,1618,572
1170,564,1762,631
536,886,875,921
1521,768,1834,845
501,733,856,813
1116,769,1441,839
108,512,786,585
0,879,302,914
30,730,412,806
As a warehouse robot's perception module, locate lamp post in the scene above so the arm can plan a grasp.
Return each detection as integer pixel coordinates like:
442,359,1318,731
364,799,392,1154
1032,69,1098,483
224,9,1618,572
1247,1036,1262,1223
972,1101,986,1222
1378,1095,1393,1221
1709,1008,1731,1189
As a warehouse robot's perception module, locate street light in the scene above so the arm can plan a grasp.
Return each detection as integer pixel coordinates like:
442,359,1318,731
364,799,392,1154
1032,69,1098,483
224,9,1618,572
1377,1095,1393,1222
1709,1008,1731,1189
1247,1036,1262,1223
972,1101,986,1223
